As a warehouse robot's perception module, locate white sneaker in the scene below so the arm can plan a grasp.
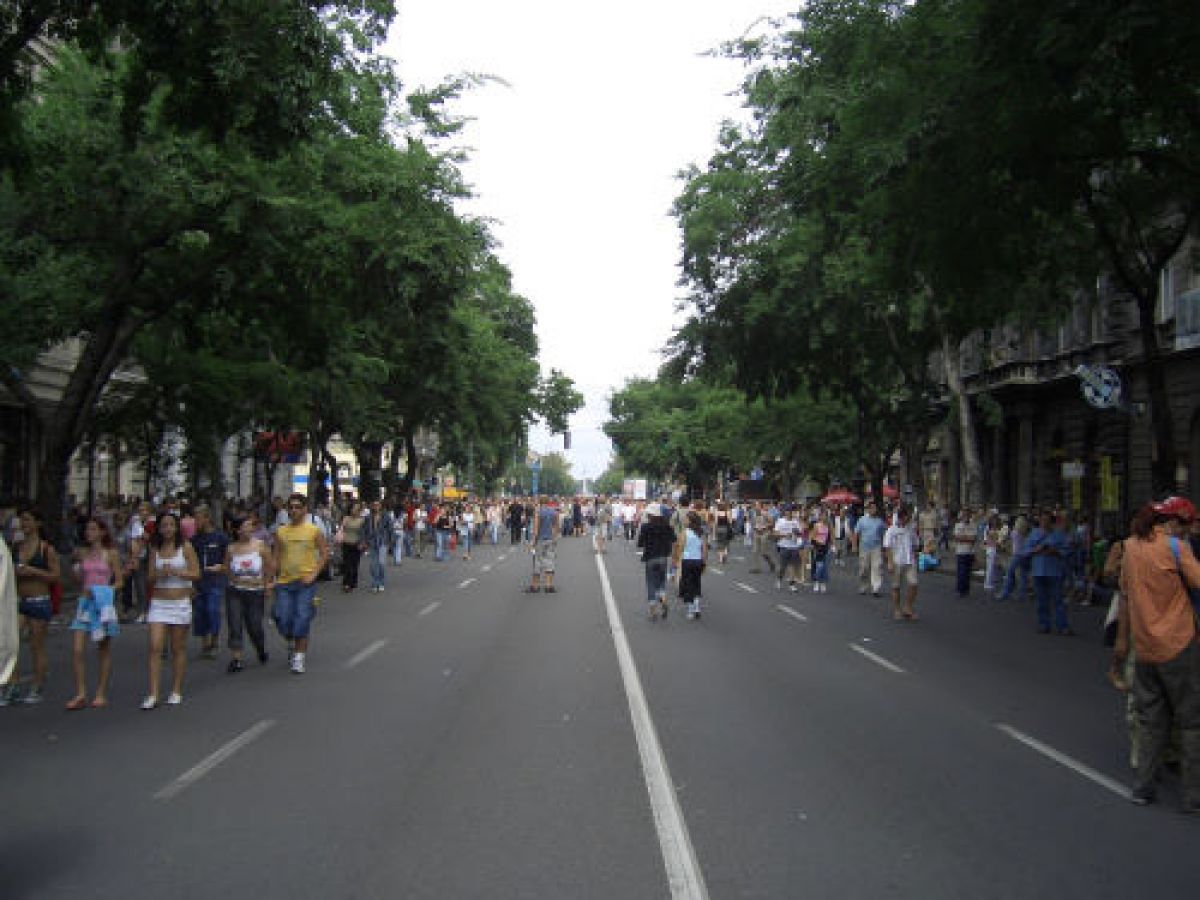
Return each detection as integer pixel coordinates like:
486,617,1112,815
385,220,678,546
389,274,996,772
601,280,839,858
166,692,183,706
141,695,158,710
290,653,306,674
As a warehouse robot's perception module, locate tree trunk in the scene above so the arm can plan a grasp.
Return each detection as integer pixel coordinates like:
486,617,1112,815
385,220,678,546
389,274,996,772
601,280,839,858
355,441,382,502
323,447,341,508
942,333,984,509
307,428,329,505
1133,294,1177,495
33,312,144,538
399,429,417,496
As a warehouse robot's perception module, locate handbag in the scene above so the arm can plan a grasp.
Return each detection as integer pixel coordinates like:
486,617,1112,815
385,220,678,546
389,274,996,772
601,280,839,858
1167,537,1200,618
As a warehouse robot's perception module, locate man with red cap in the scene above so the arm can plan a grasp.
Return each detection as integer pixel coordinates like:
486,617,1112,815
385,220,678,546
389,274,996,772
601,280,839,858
1115,495,1200,811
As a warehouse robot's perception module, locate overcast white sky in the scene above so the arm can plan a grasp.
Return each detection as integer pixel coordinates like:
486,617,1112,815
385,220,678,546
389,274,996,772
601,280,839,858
387,2,797,479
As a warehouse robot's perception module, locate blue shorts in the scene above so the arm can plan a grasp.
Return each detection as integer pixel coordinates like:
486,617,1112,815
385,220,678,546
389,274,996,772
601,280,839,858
19,595,52,621
272,581,317,639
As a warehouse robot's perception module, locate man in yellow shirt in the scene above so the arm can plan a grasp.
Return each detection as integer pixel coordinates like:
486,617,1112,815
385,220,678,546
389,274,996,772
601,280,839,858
271,494,329,674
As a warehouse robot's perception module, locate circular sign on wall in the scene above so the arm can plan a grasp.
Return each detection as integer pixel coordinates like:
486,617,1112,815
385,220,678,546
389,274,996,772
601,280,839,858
1074,365,1123,409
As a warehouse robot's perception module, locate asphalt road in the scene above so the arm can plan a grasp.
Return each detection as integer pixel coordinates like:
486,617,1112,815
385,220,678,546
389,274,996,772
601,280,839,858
1,533,1194,900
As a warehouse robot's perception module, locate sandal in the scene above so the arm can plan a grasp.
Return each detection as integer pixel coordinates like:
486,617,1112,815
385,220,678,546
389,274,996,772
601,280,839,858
65,696,88,711
90,697,109,709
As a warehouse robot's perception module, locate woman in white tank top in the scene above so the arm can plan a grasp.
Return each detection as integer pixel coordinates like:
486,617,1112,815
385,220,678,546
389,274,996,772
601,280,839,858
144,513,199,709
223,514,274,673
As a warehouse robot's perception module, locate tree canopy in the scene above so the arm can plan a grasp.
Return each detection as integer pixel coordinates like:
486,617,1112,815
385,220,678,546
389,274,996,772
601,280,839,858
670,0,1200,500
0,13,577,524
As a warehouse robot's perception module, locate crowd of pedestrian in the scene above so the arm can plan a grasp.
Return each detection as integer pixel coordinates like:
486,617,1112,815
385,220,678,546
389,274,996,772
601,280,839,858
1,485,1196,814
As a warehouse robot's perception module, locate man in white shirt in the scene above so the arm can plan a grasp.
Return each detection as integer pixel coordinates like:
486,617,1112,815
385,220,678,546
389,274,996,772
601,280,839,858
884,506,920,620
773,510,803,591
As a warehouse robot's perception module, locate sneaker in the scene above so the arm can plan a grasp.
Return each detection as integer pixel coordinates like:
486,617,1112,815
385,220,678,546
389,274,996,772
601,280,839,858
166,692,183,706
0,684,21,706
141,696,158,710
227,659,245,674
21,687,43,705
290,653,306,674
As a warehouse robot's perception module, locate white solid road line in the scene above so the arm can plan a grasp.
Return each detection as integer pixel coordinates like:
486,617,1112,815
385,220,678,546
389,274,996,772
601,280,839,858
498,554,508,562
345,639,389,670
594,553,710,900
733,581,759,594
481,564,493,573
418,601,442,617
775,604,808,623
708,566,724,575
458,578,477,589
995,723,1131,800
154,719,276,801
848,642,906,674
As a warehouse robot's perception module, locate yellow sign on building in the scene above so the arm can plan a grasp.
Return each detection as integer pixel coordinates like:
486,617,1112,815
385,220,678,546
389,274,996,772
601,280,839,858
1100,456,1120,513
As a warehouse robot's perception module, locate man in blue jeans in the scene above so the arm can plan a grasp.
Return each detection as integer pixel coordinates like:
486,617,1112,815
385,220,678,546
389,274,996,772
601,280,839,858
996,514,1033,601
190,506,229,659
1027,510,1073,635
271,494,330,673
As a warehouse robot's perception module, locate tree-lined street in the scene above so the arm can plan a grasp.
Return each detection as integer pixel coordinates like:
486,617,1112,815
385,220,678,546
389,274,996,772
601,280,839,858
3,536,1193,899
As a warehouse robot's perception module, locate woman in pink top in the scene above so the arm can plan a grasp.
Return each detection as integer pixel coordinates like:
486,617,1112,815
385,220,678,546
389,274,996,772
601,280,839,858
66,518,124,709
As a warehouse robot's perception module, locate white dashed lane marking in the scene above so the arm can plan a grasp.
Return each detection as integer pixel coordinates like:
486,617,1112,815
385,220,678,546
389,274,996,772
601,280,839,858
996,724,1131,800
154,720,276,801
345,639,388,669
775,604,808,623
848,643,906,674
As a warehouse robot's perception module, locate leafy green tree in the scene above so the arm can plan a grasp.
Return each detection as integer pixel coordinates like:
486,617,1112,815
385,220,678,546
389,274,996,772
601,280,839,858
1,1,399,162
673,0,1115,505
964,0,1200,494
535,452,575,498
536,369,584,435
594,455,630,497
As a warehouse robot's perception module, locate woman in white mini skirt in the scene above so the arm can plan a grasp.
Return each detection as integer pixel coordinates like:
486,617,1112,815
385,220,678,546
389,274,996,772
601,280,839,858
144,513,199,708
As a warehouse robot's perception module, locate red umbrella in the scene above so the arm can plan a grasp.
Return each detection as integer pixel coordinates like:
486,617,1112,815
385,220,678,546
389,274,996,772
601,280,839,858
821,489,860,505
